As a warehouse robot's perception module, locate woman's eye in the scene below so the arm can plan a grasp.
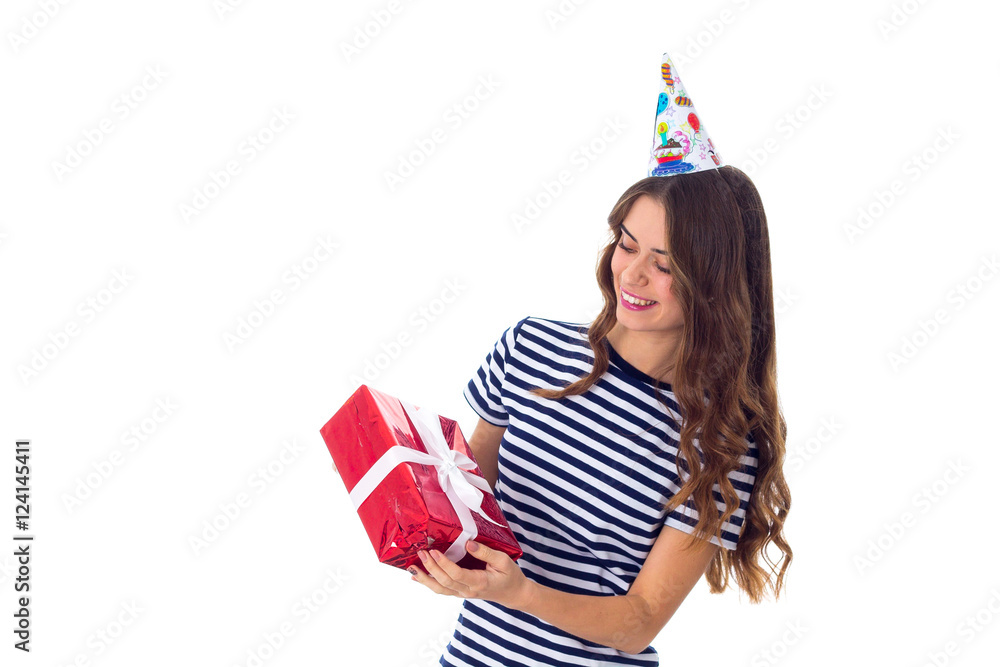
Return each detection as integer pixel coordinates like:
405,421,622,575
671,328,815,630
619,241,670,274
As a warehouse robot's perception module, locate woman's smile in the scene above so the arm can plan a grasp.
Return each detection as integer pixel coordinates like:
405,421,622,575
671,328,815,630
620,286,658,310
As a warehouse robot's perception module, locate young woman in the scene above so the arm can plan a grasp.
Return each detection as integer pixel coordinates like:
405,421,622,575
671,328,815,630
409,165,793,666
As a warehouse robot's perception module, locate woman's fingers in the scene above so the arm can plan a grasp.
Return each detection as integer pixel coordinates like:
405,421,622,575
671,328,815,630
417,550,473,597
410,564,451,594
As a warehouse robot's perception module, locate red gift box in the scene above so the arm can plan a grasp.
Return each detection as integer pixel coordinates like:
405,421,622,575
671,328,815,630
319,384,522,574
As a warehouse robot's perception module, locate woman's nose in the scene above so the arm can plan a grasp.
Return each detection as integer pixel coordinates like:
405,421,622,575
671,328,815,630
621,262,647,285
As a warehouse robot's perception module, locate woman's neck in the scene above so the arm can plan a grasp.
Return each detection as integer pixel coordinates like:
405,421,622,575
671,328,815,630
606,323,681,385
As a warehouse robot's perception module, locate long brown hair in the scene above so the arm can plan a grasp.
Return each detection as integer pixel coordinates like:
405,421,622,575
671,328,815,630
530,165,791,602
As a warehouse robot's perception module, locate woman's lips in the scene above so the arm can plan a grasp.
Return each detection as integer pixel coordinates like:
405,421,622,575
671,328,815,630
621,287,656,303
620,288,657,310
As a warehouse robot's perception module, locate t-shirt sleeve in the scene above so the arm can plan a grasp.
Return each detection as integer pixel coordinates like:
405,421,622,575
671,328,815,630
462,318,526,427
662,437,759,551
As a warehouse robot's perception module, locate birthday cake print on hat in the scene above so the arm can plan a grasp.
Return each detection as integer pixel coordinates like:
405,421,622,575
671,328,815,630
647,52,723,177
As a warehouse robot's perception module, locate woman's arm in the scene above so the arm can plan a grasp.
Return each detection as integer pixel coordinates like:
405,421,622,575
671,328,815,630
414,528,716,655
466,417,504,493
513,583,652,654
512,526,719,654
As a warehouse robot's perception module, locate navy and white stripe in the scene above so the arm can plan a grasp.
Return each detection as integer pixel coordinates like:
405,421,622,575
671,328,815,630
440,316,758,667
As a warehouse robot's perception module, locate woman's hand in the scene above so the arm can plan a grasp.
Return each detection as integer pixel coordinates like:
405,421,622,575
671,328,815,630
410,540,535,611
330,462,532,608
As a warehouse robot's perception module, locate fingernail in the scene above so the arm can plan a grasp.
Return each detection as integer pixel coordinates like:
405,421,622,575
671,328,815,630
408,567,417,575
418,551,428,561
430,550,441,561
467,541,479,552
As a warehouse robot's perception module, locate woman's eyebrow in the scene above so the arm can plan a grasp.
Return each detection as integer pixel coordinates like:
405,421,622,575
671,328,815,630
620,224,668,256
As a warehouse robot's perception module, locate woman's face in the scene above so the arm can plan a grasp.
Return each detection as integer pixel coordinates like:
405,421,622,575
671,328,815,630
610,194,684,334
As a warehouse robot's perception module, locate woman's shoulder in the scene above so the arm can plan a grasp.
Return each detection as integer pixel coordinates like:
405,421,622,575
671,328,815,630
512,315,593,350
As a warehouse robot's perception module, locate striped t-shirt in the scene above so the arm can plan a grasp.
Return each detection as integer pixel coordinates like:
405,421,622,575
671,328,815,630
439,316,758,667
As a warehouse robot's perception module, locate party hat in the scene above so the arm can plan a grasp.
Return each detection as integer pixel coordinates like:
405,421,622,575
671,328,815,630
647,52,723,177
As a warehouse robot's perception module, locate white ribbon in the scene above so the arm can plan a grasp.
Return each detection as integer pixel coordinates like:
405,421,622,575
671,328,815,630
348,398,504,563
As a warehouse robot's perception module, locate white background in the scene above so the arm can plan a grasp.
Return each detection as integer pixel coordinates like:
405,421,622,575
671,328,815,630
2,1,999,665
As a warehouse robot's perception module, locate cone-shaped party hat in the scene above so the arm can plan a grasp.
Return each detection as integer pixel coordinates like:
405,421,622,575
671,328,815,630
647,52,723,177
